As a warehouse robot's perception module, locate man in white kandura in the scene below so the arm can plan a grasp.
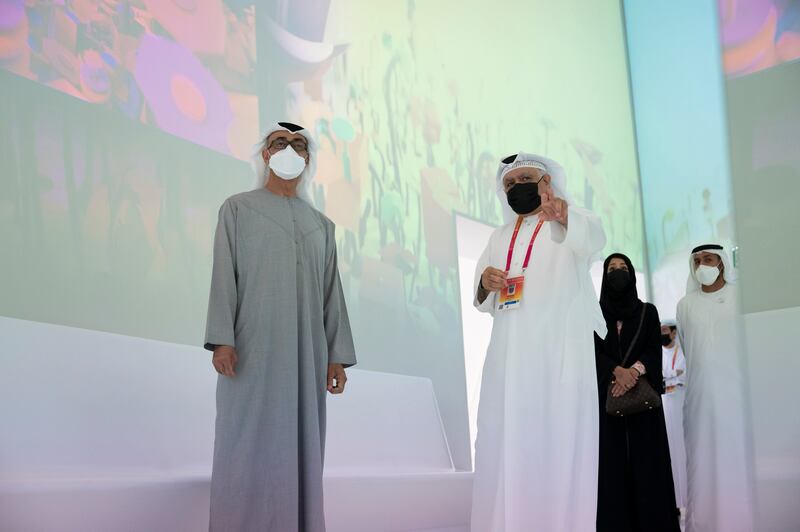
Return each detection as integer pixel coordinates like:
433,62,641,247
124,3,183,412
661,319,687,511
471,152,607,531
677,244,755,532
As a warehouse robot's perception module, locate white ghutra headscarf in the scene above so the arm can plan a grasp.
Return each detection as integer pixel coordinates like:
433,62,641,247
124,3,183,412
495,152,573,224
685,242,738,294
251,121,318,205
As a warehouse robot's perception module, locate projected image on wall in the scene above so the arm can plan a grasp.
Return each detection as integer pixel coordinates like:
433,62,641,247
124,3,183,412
0,0,257,160
725,38,800,313
719,0,800,78
1,0,645,474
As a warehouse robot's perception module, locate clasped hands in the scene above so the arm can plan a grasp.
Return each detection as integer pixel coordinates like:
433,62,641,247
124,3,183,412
611,366,641,398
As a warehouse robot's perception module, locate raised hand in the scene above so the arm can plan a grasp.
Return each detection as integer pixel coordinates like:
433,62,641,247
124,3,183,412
539,188,568,226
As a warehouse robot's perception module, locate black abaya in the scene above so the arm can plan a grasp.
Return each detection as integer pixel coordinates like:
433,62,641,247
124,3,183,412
594,301,681,532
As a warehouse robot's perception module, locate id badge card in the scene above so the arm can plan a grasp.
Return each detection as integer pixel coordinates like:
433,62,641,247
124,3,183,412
497,275,525,311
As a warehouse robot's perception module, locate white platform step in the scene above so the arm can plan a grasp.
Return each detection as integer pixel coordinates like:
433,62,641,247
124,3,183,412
0,471,473,532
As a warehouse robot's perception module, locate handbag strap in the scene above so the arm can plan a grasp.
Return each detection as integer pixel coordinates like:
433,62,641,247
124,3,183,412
619,304,647,367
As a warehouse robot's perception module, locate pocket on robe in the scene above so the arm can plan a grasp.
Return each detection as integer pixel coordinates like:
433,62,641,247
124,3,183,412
560,297,597,385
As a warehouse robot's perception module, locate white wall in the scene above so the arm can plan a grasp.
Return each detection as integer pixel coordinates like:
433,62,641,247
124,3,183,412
743,306,800,532
455,216,495,468
0,316,471,531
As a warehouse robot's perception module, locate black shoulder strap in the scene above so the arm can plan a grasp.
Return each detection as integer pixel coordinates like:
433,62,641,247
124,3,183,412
620,305,647,367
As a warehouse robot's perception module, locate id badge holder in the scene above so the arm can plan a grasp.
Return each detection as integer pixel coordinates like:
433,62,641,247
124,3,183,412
497,275,525,311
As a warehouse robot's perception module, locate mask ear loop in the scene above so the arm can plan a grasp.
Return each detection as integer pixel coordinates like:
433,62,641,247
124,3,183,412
537,173,552,204
262,144,275,184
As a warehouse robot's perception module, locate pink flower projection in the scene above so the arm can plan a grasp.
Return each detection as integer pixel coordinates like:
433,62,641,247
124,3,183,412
0,0,257,159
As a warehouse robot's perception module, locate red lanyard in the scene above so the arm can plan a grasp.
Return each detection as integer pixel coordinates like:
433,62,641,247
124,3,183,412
671,346,679,370
505,216,545,273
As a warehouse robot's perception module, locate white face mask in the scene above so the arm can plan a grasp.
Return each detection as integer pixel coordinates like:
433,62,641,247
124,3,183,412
695,264,721,286
268,145,306,180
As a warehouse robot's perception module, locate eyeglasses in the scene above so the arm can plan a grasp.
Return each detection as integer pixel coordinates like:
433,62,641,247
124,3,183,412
503,172,546,191
268,138,308,153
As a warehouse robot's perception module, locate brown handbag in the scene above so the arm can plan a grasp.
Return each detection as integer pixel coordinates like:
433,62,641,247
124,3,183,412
605,305,663,417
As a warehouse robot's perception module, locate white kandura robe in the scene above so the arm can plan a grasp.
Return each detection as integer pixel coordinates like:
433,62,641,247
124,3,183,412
677,283,755,532
662,342,688,508
470,207,607,532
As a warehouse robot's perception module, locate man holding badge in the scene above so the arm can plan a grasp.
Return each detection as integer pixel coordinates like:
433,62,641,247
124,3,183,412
470,152,607,531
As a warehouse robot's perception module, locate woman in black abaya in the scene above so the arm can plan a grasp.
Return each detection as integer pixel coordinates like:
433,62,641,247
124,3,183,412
594,253,680,532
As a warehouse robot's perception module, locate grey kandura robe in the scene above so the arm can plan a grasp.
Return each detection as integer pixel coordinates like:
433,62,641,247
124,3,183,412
204,188,356,532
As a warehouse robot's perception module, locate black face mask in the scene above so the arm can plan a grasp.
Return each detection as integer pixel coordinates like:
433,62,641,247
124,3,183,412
506,182,541,215
661,334,673,346
606,269,630,292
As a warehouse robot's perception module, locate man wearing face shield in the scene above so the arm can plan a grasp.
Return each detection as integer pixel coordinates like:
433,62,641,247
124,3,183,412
470,153,607,531
204,122,356,531
676,244,755,532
